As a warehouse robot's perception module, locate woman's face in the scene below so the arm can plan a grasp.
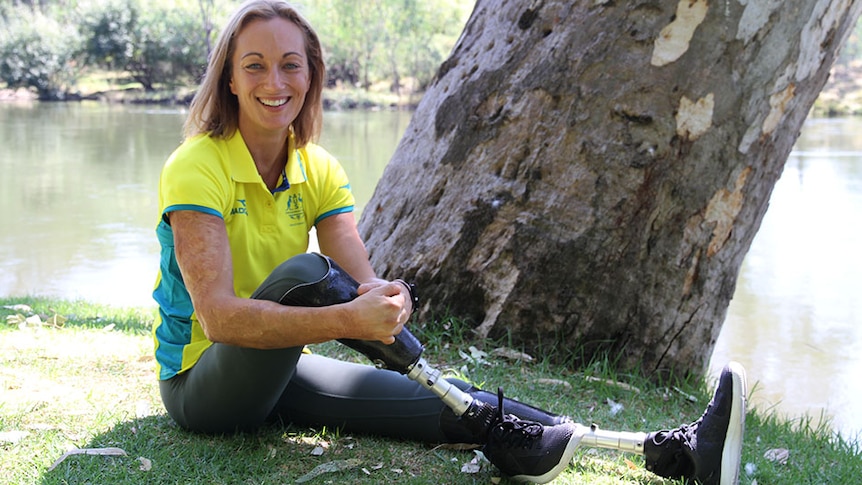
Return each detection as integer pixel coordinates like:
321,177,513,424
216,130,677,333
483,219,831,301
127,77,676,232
229,17,310,141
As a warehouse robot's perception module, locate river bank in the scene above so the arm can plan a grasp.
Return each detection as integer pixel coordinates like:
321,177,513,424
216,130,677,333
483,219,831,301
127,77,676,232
3,61,861,114
0,83,422,111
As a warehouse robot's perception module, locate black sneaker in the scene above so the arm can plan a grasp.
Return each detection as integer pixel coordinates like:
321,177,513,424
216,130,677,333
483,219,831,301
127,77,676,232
644,361,747,485
482,388,580,484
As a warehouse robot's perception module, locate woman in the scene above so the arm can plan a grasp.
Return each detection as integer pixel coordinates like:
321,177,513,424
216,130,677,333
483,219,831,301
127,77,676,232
152,1,746,484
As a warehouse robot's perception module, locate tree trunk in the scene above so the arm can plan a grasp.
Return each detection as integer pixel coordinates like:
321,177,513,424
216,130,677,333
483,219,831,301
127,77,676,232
357,0,862,377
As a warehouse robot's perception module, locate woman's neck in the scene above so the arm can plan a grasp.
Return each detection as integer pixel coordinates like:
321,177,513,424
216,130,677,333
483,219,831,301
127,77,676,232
242,130,290,191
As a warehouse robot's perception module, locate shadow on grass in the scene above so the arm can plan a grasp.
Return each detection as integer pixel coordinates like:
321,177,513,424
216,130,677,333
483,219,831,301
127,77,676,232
37,413,490,485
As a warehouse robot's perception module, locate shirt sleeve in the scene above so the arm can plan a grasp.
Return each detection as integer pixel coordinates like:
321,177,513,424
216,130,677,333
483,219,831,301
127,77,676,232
303,144,356,225
158,135,232,222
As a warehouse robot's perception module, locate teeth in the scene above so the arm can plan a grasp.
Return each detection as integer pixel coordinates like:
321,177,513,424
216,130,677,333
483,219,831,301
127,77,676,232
259,98,287,107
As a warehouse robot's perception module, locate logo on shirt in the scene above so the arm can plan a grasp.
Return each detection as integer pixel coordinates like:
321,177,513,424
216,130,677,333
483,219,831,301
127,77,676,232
230,199,248,216
285,193,304,221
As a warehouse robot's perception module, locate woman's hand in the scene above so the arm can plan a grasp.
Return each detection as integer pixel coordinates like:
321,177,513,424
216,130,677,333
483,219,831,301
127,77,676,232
350,282,410,344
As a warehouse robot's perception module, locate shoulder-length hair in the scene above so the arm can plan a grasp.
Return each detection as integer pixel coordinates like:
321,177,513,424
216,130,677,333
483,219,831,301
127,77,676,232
183,0,325,147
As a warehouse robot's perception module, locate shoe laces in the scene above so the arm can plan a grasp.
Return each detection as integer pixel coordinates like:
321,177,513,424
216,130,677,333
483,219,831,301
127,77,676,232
658,413,706,452
490,387,544,448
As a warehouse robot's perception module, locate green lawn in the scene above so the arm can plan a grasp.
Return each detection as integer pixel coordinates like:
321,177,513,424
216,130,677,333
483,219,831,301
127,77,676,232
2,297,860,484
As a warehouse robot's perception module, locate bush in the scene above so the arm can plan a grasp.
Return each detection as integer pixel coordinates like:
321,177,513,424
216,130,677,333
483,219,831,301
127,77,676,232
0,10,82,99
79,0,209,91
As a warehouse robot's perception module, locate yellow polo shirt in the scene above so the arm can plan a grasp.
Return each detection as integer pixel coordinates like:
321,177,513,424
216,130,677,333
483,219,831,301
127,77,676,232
152,130,354,380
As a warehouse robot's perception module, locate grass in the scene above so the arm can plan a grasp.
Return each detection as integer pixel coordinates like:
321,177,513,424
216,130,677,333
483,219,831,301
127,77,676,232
2,297,861,484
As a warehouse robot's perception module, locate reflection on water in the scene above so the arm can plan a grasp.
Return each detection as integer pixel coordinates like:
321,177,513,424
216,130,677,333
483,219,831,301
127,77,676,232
1,103,861,440
0,103,180,308
710,117,862,441
0,102,410,307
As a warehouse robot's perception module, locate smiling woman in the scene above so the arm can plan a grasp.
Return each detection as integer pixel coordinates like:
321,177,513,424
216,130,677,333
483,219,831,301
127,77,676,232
139,2,750,484
228,17,311,189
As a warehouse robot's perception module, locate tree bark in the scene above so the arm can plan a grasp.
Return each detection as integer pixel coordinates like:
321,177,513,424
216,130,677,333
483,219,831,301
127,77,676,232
357,0,862,377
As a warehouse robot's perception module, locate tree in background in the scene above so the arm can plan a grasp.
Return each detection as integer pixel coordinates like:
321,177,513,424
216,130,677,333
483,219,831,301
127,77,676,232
304,0,471,92
1,0,471,99
0,7,81,99
79,0,209,91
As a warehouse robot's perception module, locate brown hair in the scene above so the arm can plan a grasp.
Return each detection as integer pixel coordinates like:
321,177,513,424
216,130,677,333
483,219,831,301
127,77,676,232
183,0,325,147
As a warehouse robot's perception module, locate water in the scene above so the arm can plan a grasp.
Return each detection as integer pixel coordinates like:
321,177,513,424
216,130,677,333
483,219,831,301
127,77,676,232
709,117,862,442
2,102,860,440
0,102,409,307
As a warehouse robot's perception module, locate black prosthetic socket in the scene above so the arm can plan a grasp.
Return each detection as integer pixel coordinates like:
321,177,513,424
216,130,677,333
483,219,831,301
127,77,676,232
251,253,425,374
643,431,695,480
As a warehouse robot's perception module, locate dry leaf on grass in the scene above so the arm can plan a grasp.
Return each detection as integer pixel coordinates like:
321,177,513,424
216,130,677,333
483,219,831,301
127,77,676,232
490,347,534,363
138,457,152,471
536,378,571,389
460,450,488,474
584,376,642,394
47,447,128,471
3,304,32,312
295,459,362,483
764,448,790,465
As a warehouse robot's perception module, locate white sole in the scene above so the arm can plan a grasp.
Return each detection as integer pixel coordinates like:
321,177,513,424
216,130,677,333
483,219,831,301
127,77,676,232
514,423,581,484
720,361,747,485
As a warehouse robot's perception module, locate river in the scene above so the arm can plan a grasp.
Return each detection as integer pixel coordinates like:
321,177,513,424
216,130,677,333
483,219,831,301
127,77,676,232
1,101,860,441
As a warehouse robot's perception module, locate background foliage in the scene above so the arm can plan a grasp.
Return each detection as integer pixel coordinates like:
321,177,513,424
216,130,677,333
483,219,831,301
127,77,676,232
0,0,472,99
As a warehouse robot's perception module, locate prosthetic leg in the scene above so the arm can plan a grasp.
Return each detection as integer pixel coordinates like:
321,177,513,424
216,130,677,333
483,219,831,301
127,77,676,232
251,253,646,449
253,253,746,485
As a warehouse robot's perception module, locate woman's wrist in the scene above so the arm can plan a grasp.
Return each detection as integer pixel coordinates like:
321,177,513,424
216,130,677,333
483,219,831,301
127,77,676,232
394,279,419,312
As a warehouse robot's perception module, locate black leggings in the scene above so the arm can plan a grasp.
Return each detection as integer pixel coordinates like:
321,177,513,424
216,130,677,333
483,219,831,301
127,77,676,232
159,346,471,439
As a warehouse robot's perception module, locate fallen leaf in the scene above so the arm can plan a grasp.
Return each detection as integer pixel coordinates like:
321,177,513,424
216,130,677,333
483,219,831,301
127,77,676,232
606,398,624,416
624,458,637,470
25,314,44,328
295,459,362,483
44,314,66,327
745,462,757,476
48,447,128,471
3,304,32,312
490,347,534,363
584,376,641,393
460,451,487,474
138,457,152,471
673,386,698,402
764,448,790,465
536,378,571,389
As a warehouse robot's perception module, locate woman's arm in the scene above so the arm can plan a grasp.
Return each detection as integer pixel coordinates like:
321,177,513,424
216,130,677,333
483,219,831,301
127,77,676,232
170,210,406,347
